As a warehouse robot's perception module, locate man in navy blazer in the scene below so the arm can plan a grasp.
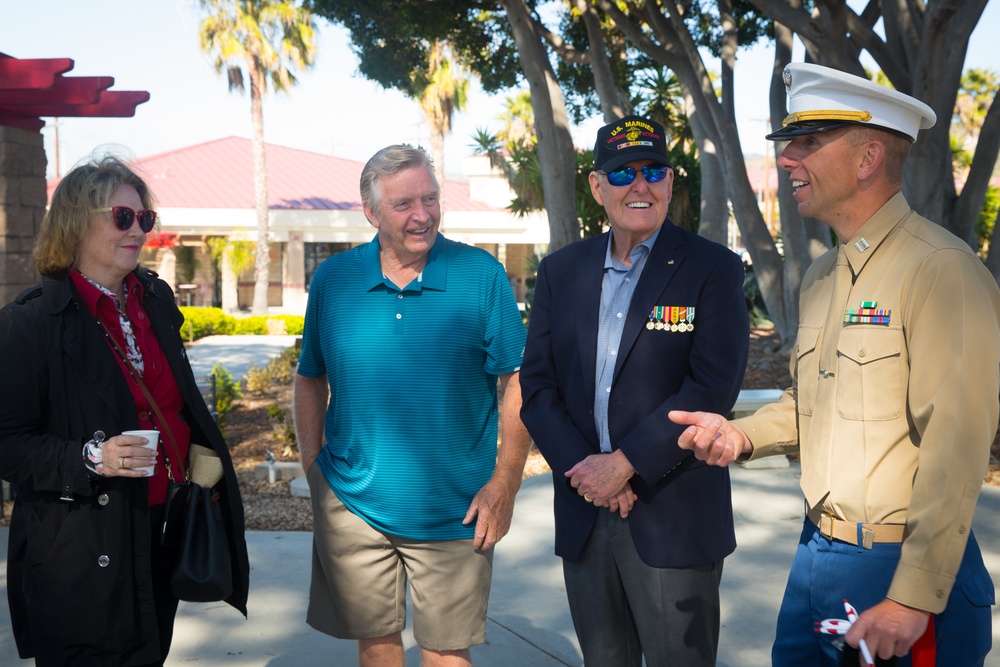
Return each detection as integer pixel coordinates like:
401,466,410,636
519,115,749,666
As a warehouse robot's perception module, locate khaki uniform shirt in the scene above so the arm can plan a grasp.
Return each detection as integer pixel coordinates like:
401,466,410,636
737,193,1000,613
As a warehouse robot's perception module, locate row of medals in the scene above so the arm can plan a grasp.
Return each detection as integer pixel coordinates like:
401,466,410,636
646,306,695,331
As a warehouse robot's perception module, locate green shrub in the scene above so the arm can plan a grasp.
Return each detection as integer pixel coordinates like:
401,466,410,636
232,317,268,335
266,404,297,457
279,316,305,336
177,308,304,341
271,346,300,381
244,346,301,395
742,267,772,327
178,307,235,340
244,363,273,394
231,315,305,336
211,363,242,427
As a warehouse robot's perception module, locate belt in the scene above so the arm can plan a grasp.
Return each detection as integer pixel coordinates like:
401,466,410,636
807,507,906,549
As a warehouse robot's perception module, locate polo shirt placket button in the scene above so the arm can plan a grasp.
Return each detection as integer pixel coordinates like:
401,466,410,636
98,555,110,567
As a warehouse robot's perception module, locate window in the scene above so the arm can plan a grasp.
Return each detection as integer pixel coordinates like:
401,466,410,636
305,243,351,290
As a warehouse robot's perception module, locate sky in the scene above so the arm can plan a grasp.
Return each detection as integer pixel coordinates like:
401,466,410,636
2,0,998,181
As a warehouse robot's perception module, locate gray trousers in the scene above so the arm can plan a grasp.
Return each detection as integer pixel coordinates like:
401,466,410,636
563,510,723,667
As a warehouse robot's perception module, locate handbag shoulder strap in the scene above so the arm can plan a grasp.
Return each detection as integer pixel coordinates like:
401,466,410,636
97,320,188,482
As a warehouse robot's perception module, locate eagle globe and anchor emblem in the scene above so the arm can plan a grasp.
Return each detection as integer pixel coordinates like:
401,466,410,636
624,126,644,141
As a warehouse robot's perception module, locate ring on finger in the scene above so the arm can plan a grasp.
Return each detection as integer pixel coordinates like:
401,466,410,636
584,494,593,503
119,457,125,469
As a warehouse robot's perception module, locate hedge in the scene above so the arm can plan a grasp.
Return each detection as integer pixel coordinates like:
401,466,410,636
178,307,304,341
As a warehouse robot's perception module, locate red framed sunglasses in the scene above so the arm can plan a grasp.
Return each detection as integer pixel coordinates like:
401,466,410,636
95,206,157,233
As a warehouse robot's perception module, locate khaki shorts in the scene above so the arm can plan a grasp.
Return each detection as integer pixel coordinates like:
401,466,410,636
305,463,494,651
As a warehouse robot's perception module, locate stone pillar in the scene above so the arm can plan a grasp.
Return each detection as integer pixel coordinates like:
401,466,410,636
282,232,306,314
0,126,47,306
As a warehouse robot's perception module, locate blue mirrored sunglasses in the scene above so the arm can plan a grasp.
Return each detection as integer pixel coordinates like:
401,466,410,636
601,164,669,187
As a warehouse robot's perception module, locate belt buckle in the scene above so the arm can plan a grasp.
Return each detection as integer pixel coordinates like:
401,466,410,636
818,512,836,540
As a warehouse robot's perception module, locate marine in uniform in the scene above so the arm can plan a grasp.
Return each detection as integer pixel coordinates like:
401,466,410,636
670,63,999,666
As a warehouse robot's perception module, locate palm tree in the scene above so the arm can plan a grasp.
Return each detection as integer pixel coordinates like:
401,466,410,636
469,90,544,215
631,68,700,231
417,40,469,191
497,90,535,149
198,0,317,314
207,237,257,313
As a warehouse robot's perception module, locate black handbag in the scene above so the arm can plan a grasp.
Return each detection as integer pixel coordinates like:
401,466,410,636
167,443,231,602
99,321,233,603
169,482,234,602
161,480,189,547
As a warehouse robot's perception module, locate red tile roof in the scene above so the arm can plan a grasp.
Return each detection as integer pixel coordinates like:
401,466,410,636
48,136,498,213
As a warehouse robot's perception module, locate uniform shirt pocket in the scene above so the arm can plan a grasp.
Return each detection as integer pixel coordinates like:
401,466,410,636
794,326,820,416
836,327,904,421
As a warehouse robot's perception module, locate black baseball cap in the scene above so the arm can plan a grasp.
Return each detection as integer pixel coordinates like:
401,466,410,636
593,115,671,172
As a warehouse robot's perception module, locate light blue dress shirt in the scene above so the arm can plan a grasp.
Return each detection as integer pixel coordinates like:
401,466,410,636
593,227,660,452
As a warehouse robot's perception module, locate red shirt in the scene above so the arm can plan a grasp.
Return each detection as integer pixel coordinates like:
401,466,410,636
70,270,191,505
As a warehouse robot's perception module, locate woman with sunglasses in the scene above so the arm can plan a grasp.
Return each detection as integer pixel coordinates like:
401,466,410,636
0,155,249,665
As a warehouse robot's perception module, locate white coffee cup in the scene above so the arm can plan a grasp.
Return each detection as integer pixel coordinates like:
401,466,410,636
122,430,160,476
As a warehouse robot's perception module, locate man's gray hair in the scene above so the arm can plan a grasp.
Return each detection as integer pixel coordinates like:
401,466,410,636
360,144,439,212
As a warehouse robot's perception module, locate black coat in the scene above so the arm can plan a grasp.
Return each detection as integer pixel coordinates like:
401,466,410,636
0,268,249,665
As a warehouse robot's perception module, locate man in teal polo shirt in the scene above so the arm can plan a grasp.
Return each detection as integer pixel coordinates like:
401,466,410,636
294,144,530,667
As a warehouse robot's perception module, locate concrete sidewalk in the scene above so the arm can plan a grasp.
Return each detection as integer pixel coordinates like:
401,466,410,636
185,334,300,382
2,465,998,665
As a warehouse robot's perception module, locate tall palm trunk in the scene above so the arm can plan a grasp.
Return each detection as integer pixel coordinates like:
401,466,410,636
249,57,271,315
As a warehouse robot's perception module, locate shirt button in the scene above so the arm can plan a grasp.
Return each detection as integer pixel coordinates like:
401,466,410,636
958,525,967,534
616,312,623,318
98,493,110,506
605,387,611,393
138,312,145,320
858,348,867,357
396,313,402,320
138,410,149,421
98,555,110,567
397,294,403,299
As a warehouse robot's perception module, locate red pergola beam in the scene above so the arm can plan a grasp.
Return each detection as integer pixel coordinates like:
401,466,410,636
0,55,74,91
0,90,151,119
0,54,150,130
0,76,114,105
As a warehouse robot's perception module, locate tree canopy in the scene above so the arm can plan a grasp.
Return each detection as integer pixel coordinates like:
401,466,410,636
314,0,999,347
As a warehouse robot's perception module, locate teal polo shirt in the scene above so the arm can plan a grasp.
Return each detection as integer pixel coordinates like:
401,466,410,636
298,233,526,540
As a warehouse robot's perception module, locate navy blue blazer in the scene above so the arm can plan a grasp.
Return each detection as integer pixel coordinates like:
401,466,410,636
519,221,749,567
